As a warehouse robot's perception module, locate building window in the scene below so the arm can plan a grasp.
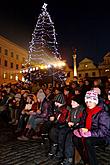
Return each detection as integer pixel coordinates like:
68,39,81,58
85,64,88,68
10,74,13,79
5,49,8,55
85,73,88,77
92,72,96,76
11,52,14,57
16,54,19,60
79,74,81,77
0,47,1,53
3,73,7,79
16,64,19,69
15,75,18,81
4,60,8,67
11,62,13,68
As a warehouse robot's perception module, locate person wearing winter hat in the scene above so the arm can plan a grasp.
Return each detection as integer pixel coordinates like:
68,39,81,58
61,95,85,165
48,92,69,162
54,93,66,105
73,90,110,165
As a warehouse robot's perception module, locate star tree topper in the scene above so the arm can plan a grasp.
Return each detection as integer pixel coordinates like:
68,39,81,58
42,3,48,10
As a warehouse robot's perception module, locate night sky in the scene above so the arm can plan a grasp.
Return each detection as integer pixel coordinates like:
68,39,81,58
0,0,110,66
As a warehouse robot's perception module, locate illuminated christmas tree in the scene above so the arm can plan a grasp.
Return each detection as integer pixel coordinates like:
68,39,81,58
22,3,66,83
28,3,61,66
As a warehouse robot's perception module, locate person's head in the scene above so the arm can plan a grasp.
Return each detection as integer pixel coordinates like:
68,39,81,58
54,87,61,95
85,90,98,109
93,79,101,87
92,87,101,96
71,81,78,89
74,86,81,95
54,93,66,107
71,95,83,108
108,90,110,101
64,86,70,96
44,88,51,96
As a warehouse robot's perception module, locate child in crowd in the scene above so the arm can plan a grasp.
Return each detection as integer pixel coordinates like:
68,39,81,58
61,95,85,165
48,92,69,161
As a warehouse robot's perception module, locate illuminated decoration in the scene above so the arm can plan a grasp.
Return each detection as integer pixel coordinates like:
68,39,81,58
73,48,77,77
28,2,62,66
21,3,67,83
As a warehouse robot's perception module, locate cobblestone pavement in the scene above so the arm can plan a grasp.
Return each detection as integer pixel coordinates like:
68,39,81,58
0,120,110,165
0,138,110,165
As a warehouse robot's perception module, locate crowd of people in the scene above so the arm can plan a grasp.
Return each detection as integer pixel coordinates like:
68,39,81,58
0,77,110,165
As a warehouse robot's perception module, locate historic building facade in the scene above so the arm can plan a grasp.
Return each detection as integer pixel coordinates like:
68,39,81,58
0,35,28,84
77,58,100,78
98,52,110,78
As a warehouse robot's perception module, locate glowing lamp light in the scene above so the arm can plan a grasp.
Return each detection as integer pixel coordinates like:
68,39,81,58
22,70,26,73
15,75,18,81
22,77,25,82
47,64,51,68
30,68,33,72
40,65,44,69
36,67,39,70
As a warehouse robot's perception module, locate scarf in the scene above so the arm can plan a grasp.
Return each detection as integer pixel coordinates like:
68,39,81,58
86,106,102,130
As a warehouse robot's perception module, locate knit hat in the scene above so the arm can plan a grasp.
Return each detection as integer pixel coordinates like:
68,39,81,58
92,87,101,95
85,90,98,105
72,95,84,105
15,93,21,99
54,93,66,105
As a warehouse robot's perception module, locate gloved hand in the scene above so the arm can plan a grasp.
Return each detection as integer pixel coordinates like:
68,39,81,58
73,129,82,138
79,128,91,137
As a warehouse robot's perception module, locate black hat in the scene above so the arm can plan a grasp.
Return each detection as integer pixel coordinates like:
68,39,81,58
54,93,66,105
72,95,84,105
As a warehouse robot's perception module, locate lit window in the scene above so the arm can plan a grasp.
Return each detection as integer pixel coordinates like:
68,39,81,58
3,73,7,79
15,75,18,81
10,74,13,79
105,69,109,72
85,64,88,68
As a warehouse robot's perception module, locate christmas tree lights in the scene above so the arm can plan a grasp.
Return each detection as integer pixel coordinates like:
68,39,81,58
21,3,67,83
28,3,61,66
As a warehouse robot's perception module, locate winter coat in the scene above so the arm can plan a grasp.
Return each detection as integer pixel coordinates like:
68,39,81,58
35,96,53,120
68,105,85,128
81,106,110,143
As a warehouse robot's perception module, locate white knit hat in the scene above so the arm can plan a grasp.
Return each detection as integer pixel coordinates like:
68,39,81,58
85,90,98,105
